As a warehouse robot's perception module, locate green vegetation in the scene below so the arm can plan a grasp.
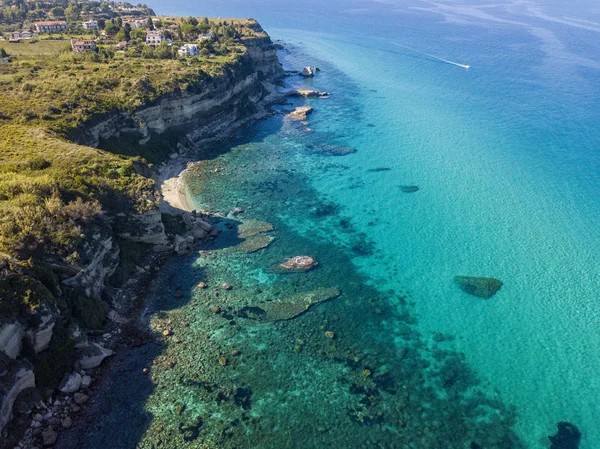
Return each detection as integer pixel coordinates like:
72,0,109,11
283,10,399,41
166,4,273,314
0,12,270,321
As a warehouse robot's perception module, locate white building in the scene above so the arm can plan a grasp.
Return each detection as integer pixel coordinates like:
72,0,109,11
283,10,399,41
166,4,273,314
34,21,68,33
198,33,213,41
82,20,99,30
178,44,200,57
145,30,164,46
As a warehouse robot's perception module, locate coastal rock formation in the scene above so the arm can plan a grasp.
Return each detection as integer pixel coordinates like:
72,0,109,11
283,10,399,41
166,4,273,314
62,234,120,299
549,422,581,449
58,373,83,394
288,106,314,121
275,256,319,273
300,66,320,77
293,89,329,98
242,287,341,322
0,322,23,359
77,342,115,370
455,276,503,299
235,219,275,253
0,359,35,434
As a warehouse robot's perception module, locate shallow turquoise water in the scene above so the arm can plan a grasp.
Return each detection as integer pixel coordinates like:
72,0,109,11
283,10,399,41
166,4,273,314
135,1,600,447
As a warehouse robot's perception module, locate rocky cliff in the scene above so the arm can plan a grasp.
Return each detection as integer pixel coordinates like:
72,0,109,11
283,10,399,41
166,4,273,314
0,29,283,444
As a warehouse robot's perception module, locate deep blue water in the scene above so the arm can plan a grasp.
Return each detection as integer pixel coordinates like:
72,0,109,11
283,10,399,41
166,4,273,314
129,1,600,447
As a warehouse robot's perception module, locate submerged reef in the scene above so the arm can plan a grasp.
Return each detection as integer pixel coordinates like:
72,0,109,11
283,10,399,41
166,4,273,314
455,276,503,299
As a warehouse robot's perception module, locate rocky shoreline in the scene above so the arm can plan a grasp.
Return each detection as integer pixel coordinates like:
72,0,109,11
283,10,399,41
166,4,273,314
0,26,291,449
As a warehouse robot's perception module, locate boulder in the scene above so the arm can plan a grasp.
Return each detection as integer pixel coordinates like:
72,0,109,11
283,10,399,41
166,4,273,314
77,342,114,370
42,426,57,446
73,392,89,405
300,66,319,77
59,372,82,394
275,256,319,273
455,276,503,299
173,234,190,255
81,375,92,389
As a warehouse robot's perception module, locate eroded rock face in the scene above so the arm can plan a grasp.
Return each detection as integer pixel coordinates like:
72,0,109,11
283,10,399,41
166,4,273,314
0,322,23,359
27,309,57,354
62,234,120,299
455,276,503,299
0,360,35,433
549,422,581,449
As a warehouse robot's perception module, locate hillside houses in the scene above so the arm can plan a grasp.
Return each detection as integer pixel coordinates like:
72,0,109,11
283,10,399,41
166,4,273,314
145,30,164,46
71,39,97,52
177,44,199,57
82,20,99,30
34,21,67,33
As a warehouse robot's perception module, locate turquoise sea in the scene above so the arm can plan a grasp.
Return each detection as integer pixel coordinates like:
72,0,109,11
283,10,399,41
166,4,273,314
60,1,600,448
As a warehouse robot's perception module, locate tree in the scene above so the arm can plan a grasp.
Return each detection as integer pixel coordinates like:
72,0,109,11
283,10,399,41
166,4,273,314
146,16,154,30
50,6,64,18
0,48,9,58
97,19,106,30
64,4,80,21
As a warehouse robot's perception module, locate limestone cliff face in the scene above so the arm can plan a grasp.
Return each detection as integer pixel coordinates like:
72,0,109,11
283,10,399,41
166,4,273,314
76,37,284,148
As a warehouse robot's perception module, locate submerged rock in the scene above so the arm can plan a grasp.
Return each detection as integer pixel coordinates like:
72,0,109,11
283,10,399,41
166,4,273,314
238,234,275,253
274,256,319,273
549,422,581,449
399,185,419,193
237,220,274,238
243,287,341,322
309,144,357,157
455,276,503,299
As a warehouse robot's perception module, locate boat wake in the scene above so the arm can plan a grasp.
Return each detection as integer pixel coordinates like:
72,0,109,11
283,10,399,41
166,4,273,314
391,42,471,69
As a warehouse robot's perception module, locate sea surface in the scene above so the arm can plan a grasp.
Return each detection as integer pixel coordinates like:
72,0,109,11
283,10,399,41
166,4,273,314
61,1,600,448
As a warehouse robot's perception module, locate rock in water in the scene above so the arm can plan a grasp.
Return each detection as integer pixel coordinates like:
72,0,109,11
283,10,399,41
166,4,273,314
244,287,341,322
309,144,357,156
455,276,503,299
549,422,581,449
275,256,319,273
300,66,319,77
399,185,419,193
288,106,313,121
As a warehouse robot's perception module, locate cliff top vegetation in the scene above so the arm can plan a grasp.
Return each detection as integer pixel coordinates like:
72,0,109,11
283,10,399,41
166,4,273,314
0,12,271,317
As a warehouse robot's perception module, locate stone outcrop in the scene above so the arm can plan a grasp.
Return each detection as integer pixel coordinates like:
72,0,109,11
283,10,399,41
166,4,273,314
0,359,35,434
455,276,503,299
300,66,320,77
274,256,319,273
549,422,581,449
77,342,115,370
0,323,23,359
288,106,313,121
